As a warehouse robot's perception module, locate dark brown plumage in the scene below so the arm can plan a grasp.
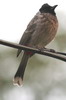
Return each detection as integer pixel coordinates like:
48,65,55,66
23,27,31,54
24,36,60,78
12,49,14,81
13,3,58,86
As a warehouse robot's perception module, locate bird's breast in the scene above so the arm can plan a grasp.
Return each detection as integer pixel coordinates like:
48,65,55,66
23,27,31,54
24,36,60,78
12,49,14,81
29,13,58,47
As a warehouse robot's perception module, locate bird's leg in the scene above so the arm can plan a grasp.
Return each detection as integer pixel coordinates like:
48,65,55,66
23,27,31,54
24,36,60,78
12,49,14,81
36,46,56,53
44,48,56,53
35,46,47,52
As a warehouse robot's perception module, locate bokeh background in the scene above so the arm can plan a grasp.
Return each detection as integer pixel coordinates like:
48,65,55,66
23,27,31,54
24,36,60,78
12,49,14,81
0,0,66,100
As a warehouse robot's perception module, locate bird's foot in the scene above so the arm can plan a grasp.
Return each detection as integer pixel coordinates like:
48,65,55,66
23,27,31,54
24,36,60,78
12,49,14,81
38,47,56,53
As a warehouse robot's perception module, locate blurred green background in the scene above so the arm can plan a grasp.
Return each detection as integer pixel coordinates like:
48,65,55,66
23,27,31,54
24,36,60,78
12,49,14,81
0,3,66,100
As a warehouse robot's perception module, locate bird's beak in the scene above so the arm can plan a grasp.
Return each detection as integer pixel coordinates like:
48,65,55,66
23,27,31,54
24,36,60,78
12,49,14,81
52,5,58,10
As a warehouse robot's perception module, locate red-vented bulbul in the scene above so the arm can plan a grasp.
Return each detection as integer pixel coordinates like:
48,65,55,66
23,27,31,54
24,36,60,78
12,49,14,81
13,3,58,86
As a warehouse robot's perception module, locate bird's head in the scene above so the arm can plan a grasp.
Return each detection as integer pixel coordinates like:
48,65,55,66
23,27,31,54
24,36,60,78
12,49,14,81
39,3,58,15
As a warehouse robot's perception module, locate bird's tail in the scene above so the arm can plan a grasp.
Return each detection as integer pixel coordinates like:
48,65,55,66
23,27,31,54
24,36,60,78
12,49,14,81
13,52,30,86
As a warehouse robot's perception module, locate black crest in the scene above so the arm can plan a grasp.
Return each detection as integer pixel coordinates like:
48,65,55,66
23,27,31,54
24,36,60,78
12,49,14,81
39,3,58,15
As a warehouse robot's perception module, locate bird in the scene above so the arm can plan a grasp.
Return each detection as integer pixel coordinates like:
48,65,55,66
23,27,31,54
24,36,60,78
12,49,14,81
13,3,58,86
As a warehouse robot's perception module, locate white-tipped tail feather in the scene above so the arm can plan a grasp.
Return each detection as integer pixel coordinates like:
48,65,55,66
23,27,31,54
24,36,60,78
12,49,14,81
13,77,23,86
14,52,30,86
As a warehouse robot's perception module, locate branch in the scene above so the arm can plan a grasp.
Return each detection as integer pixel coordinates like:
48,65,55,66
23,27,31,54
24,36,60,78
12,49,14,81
0,39,66,62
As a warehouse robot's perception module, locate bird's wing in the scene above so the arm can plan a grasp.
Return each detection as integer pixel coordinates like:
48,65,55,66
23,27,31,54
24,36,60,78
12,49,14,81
17,12,39,57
